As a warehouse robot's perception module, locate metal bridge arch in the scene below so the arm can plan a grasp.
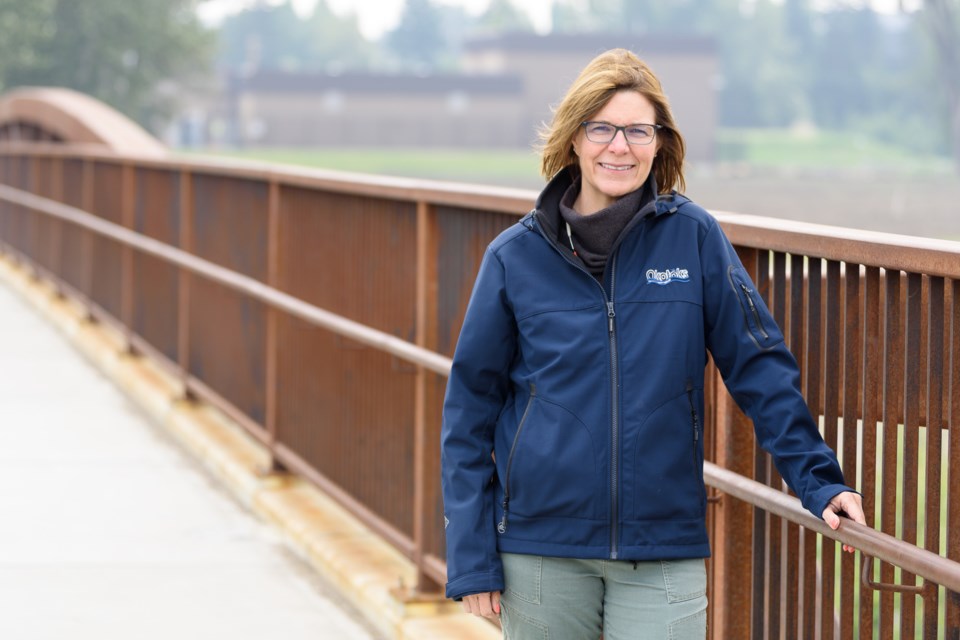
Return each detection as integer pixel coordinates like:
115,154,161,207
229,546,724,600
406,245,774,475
0,86,165,155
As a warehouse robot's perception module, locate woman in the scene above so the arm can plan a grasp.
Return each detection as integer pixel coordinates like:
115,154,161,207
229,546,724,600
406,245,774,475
440,48,864,639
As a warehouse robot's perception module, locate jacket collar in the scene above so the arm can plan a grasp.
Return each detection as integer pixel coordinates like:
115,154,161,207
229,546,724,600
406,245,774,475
529,166,678,243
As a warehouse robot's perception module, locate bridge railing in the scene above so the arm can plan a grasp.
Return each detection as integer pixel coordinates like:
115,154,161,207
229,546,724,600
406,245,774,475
1,143,958,639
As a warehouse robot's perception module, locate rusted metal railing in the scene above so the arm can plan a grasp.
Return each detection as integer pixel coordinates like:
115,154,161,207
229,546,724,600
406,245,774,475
1,142,958,639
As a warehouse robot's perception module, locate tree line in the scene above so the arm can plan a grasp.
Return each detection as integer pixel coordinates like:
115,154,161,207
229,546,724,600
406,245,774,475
0,0,957,168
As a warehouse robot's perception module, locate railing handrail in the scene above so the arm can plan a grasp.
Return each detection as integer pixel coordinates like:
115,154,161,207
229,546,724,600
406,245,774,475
3,180,959,595
3,142,959,280
705,462,960,593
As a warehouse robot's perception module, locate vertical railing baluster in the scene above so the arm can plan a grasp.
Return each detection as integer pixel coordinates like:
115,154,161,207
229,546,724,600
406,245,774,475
946,279,960,636
789,253,806,639
880,270,903,637
900,272,923,636
805,256,823,637
841,263,861,637
823,260,842,639
747,249,772,638
859,267,881,638
772,251,790,639
923,276,945,638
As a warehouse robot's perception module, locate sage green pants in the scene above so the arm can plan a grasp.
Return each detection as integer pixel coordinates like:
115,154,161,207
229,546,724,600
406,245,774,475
499,553,707,640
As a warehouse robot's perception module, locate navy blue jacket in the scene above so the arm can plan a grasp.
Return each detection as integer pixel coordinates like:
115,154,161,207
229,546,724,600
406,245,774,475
440,170,852,600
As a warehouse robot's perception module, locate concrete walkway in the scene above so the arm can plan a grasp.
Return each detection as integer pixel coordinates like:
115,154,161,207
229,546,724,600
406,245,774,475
0,279,382,639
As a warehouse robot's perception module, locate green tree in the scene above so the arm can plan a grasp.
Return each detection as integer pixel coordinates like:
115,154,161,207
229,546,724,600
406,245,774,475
473,0,534,35
217,0,371,73
721,0,810,127
918,0,960,169
218,1,307,72
0,0,213,126
385,0,446,71
300,2,372,71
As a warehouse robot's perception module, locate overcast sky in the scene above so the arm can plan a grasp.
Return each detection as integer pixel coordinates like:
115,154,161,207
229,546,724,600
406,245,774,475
196,0,919,40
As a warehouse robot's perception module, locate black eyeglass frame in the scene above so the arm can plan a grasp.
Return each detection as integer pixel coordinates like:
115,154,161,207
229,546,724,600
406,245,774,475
580,121,663,145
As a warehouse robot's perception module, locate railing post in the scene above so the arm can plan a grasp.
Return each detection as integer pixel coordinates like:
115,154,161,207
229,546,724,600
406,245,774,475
51,153,65,297
177,168,194,398
27,152,39,279
81,158,95,321
263,176,285,473
708,370,757,640
707,246,759,639
413,199,442,593
120,161,135,352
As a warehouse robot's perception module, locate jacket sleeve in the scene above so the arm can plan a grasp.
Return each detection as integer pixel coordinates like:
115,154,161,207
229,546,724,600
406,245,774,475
699,217,855,519
441,247,515,600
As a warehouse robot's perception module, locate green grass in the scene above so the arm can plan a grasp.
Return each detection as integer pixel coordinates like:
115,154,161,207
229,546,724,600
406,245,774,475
182,147,544,188
182,127,956,188
716,127,954,173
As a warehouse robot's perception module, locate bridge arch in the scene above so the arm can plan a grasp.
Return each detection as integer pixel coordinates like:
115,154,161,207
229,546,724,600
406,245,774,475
0,86,165,155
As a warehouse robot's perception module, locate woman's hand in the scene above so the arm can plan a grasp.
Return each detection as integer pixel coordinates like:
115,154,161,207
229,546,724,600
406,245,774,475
461,591,501,618
822,491,866,553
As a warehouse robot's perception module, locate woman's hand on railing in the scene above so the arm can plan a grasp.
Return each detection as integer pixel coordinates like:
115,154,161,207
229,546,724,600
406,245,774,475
822,491,866,554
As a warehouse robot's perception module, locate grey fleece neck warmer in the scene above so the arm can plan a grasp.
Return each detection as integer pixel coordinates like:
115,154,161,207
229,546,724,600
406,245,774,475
559,180,651,279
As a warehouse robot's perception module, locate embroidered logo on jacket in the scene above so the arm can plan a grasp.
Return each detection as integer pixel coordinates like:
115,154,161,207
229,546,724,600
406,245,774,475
646,267,691,285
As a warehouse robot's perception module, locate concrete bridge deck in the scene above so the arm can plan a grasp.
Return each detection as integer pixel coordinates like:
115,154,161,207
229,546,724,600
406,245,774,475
0,270,382,639
0,252,495,640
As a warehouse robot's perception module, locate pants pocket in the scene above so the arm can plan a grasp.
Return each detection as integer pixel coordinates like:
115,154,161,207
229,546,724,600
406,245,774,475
502,552,542,605
661,559,707,603
500,604,548,640
668,607,707,640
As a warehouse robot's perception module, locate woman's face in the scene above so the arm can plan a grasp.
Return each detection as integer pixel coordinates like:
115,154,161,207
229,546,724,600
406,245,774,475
572,90,659,214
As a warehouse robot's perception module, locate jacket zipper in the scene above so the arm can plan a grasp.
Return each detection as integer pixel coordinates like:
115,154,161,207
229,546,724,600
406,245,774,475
498,383,536,534
608,257,620,560
739,283,770,339
686,380,706,507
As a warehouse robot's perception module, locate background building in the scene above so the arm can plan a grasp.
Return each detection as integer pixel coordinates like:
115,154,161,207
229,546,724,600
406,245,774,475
226,32,718,162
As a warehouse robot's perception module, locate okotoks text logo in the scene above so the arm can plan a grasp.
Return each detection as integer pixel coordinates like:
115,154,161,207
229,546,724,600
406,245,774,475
646,267,691,285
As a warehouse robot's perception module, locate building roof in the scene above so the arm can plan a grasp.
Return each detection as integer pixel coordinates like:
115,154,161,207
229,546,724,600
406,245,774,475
233,71,525,96
464,31,717,56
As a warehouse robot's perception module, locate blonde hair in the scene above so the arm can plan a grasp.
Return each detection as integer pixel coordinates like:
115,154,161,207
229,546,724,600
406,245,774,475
538,48,686,195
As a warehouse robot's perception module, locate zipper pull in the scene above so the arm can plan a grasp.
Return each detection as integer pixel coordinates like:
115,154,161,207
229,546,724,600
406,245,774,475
607,302,616,333
740,284,757,310
686,379,700,436
498,498,509,534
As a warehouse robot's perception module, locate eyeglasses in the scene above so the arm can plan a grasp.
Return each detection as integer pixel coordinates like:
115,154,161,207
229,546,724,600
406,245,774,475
580,121,662,145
